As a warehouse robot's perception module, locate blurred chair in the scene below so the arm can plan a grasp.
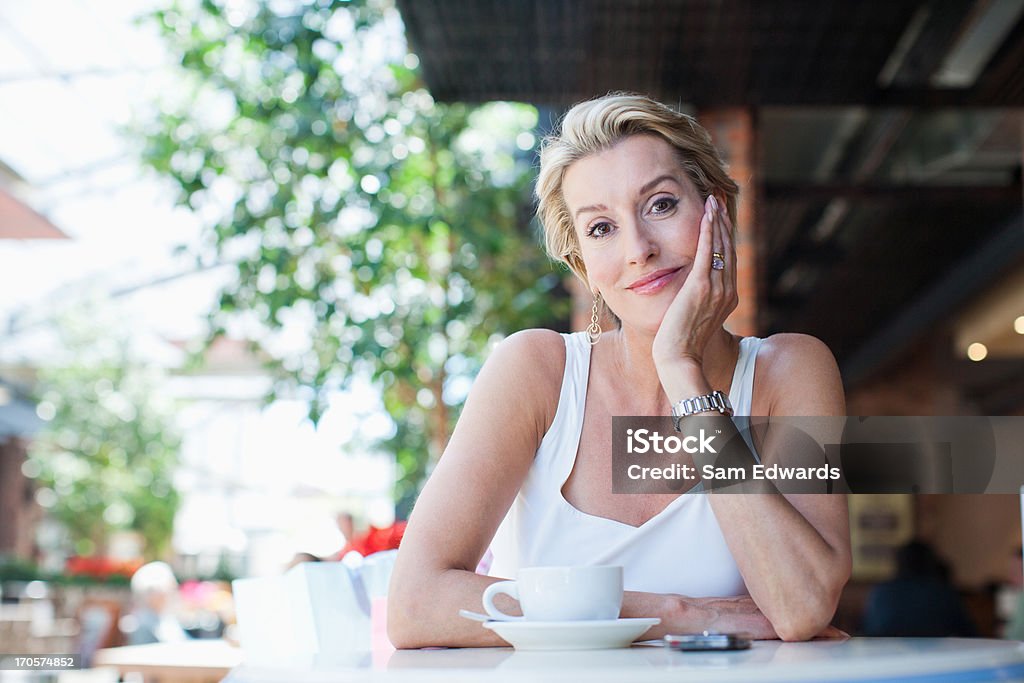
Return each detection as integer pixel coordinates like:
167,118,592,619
77,598,122,668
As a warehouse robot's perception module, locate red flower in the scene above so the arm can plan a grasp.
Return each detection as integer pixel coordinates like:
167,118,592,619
65,556,143,579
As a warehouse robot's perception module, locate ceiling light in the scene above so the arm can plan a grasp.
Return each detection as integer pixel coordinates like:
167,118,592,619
967,342,988,361
1015,316,1024,335
932,0,1024,88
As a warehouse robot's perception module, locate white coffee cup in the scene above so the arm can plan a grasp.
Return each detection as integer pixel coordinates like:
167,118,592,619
482,565,623,622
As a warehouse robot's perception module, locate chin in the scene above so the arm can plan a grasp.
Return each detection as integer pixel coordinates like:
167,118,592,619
617,309,668,338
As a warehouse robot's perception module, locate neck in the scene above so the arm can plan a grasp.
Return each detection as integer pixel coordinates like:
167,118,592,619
605,326,738,411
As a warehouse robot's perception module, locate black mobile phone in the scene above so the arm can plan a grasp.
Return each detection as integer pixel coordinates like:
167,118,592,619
664,632,752,651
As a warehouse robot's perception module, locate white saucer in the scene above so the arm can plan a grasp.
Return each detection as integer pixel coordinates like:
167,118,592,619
483,618,660,651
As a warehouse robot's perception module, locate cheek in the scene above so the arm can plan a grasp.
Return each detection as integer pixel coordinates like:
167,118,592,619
676,209,704,252
580,253,617,292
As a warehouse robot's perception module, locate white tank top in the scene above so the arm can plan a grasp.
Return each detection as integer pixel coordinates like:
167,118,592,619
488,332,764,597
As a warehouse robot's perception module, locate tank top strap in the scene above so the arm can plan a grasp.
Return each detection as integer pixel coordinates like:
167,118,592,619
729,336,764,464
728,336,763,416
531,332,591,482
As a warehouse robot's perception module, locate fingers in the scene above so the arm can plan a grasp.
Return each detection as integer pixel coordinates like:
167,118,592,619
813,625,851,640
717,197,735,262
710,195,739,314
692,196,715,275
709,195,724,257
708,197,725,302
710,195,734,266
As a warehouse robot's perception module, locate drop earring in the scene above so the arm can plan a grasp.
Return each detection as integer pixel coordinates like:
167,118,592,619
587,294,602,345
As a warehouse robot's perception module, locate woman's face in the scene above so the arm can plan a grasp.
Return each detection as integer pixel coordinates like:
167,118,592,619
562,134,706,335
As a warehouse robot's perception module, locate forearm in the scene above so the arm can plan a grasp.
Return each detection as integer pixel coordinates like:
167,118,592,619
389,566,530,648
621,591,778,640
707,493,848,640
658,361,848,640
692,419,848,638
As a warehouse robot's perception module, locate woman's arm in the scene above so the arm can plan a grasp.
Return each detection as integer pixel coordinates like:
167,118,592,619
660,334,851,641
620,592,779,639
652,195,849,641
387,329,564,648
711,334,851,641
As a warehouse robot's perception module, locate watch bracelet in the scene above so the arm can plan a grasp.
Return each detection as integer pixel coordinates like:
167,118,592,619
671,390,732,431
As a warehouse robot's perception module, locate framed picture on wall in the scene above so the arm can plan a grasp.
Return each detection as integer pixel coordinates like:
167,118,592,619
849,494,915,581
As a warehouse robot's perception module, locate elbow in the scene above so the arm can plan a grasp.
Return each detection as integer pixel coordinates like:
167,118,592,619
772,557,850,642
386,597,415,649
385,569,430,651
387,616,421,650
387,578,431,649
773,612,831,642
771,595,836,642
775,625,818,643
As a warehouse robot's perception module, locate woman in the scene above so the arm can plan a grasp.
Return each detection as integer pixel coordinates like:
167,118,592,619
388,93,851,647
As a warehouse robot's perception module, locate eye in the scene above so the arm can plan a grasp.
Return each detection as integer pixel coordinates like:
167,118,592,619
586,221,613,239
649,196,678,215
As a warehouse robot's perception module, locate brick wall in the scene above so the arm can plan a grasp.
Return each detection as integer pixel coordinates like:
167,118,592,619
700,107,758,337
0,437,38,559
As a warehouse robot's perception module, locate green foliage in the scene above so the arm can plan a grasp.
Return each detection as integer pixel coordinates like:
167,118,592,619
0,557,42,582
26,311,182,559
138,0,566,501
0,558,132,586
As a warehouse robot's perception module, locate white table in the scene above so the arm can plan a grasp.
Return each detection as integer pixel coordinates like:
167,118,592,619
223,637,1024,682
94,640,242,683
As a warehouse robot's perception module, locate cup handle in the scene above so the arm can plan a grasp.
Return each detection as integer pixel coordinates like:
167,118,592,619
482,580,525,621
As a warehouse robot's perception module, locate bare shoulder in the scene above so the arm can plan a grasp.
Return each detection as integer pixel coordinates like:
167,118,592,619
470,328,566,429
487,328,566,374
481,329,565,392
758,333,840,373
756,333,845,415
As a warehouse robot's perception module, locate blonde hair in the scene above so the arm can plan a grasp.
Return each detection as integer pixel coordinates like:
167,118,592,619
536,93,740,288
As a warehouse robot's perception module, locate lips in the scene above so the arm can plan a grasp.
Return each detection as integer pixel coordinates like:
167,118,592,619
626,267,682,294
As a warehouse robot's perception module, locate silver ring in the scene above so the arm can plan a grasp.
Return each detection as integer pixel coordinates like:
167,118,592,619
711,252,726,271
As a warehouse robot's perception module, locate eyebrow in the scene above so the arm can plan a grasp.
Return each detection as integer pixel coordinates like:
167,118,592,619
574,203,608,220
638,174,679,196
572,174,680,220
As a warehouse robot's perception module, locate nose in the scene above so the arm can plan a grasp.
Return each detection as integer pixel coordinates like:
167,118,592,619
623,219,659,265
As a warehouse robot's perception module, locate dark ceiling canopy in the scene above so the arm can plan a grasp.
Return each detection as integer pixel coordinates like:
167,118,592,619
397,0,1024,108
397,1,1024,406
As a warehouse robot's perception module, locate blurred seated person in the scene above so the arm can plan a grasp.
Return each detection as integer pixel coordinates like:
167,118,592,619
863,541,977,637
337,512,355,546
335,520,407,560
1001,546,1024,640
285,552,323,570
125,561,190,645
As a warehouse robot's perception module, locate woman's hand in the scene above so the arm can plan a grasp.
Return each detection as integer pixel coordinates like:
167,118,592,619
651,195,738,371
631,592,847,642
679,595,780,640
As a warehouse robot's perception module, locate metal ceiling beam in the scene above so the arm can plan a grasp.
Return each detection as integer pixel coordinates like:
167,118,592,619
764,181,1023,202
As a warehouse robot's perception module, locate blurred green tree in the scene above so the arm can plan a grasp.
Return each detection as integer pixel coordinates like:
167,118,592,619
26,310,181,559
137,0,565,504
